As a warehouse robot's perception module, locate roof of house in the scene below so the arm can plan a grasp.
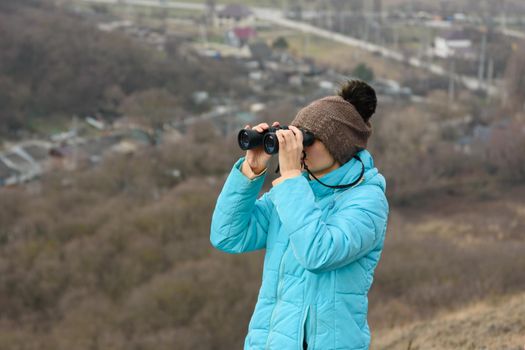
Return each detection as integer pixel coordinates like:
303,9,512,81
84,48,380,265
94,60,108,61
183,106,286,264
233,26,257,40
440,30,470,41
218,4,253,19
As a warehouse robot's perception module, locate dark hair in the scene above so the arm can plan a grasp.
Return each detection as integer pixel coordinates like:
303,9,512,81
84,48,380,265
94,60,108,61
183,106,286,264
337,79,377,123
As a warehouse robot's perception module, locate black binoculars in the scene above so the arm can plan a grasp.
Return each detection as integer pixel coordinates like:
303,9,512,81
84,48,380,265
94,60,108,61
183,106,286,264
238,125,315,154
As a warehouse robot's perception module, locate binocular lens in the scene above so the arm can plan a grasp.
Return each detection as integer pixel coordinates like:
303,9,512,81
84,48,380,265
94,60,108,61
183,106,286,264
263,134,278,154
239,131,251,150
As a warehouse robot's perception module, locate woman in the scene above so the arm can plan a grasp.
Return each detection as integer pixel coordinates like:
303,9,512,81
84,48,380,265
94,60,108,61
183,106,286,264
210,80,389,350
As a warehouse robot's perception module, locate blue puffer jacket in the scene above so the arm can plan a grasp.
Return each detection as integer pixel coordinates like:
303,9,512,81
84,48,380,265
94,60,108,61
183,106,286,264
210,149,389,350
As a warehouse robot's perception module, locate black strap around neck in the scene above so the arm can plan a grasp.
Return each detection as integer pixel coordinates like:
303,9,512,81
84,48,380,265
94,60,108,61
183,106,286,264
274,151,365,189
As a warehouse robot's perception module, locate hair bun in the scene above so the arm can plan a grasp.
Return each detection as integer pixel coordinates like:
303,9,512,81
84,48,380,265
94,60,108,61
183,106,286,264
338,79,377,123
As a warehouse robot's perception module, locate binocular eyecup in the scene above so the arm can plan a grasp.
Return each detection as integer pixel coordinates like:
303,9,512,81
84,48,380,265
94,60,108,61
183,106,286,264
238,125,315,154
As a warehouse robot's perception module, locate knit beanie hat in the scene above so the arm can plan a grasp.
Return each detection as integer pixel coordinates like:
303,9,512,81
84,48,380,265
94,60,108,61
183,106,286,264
290,81,375,165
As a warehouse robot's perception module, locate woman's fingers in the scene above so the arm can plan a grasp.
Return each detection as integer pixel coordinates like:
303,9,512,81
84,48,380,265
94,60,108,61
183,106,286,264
281,129,297,149
254,122,269,132
288,125,303,145
276,130,285,146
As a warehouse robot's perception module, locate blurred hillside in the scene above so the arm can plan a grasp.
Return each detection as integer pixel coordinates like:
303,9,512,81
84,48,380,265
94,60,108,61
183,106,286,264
0,0,248,140
373,292,525,349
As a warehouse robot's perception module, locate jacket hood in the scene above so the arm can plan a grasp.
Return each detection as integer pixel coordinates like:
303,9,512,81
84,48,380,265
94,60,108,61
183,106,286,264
301,148,386,199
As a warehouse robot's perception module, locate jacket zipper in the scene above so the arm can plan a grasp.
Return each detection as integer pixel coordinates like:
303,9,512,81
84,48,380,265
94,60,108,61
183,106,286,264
298,304,310,350
264,245,286,350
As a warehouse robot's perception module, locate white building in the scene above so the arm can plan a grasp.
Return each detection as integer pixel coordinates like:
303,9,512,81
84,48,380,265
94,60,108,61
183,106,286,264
434,32,472,58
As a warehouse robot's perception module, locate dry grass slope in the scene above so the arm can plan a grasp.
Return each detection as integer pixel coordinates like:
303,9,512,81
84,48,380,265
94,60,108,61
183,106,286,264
373,292,525,350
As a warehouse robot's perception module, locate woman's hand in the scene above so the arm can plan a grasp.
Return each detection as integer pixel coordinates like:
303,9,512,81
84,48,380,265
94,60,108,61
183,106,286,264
272,125,304,186
243,121,280,176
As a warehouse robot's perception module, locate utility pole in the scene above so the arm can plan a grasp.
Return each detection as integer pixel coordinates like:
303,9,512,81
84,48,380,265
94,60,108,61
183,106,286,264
282,0,287,17
160,0,167,35
327,6,333,31
206,0,216,26
302,31,310,57
199,23,208,47
408,0,414,16
448,60,456,103
478,28,487,85
72,115,79,171
486,57,494,101
478,0,489,88
393,25,399,49
363,14,369,41
501,0,508,30
486,57,494,84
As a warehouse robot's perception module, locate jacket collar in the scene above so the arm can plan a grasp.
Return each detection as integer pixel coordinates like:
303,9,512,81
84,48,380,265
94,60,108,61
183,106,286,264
302,149,380,199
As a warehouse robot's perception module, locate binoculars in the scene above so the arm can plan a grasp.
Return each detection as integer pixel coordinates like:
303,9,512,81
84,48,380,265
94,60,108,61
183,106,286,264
238,125,315,154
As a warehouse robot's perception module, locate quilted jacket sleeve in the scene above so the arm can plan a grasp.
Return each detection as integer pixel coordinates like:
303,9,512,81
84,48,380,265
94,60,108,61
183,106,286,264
267,174,389,273
210,156,272,254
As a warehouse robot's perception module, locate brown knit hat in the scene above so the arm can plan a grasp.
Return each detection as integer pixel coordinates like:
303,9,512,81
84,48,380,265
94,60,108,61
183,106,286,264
290,95,372,165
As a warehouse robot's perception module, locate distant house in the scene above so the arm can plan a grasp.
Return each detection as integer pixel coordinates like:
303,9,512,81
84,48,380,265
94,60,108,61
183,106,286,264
218,4,253,21
49,129,154,170
260,52,320,76
225,26,257,47
85,116,105,130
49,135,122,170
50,129,77,143
434,31,473,59
216,4,254,27
454,119,514,155
455,135,473,154
371,79,412,97
192,91,210,105
97,20,133,32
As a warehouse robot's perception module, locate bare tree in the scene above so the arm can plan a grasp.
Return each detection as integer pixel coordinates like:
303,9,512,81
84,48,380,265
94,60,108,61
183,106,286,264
504,44,525,112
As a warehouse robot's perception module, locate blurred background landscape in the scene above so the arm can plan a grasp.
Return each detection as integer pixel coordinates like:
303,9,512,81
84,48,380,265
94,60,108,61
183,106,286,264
0,0,525,349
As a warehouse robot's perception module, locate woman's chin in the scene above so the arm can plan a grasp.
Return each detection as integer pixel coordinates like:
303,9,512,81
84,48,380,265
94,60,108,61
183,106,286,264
306,165,318,173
